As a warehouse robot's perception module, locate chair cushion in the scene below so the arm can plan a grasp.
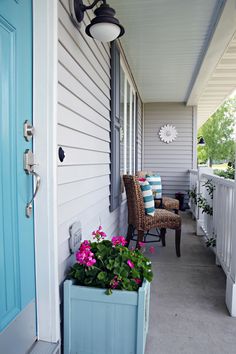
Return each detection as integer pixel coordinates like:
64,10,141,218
144,209,181,230
146,174,162,198
138,179,155,216
155,196,179,210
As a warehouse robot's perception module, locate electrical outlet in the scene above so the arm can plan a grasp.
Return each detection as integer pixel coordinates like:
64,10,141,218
69,221,82,254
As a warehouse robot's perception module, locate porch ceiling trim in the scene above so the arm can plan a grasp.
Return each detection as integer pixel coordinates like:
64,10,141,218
187,0,236,127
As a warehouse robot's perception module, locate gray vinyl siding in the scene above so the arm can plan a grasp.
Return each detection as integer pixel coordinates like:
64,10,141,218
143,103,193,197
57,0,127,285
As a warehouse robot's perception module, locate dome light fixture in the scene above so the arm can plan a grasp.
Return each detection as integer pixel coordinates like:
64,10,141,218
70,0,125,42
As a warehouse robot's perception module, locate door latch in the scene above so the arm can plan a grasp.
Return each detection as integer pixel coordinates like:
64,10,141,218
24,149,36,174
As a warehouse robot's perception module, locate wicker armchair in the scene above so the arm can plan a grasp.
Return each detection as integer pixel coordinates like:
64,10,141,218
136,171,179,213
123,175,181,257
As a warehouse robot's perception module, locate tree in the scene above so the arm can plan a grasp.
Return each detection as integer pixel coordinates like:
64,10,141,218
198,97,236,167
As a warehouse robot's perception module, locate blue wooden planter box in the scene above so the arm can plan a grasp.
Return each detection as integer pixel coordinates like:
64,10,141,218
64,279,150,354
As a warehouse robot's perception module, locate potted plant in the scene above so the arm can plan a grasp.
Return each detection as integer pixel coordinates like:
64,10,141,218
64,226,153,354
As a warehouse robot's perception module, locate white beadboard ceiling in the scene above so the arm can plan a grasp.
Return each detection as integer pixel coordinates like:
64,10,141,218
197,33,236,127
109,0,225,103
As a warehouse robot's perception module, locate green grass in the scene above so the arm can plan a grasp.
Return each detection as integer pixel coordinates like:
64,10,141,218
212,163,228,170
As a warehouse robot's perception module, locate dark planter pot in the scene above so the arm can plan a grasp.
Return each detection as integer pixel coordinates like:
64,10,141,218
175,192,185,211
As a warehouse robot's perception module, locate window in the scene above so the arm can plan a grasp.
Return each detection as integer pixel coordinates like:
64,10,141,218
120,60,136,176
110,43,137,211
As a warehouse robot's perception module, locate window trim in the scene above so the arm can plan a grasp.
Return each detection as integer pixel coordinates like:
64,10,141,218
120,57,137,176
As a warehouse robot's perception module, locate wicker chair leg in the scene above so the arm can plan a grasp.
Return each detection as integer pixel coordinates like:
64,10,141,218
160,228,166,247
126,224,133,247
175,228,181,257
136,230,144,249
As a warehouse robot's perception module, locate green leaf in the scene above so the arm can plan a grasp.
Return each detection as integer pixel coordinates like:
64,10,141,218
97,271,106,281
131,269,140,278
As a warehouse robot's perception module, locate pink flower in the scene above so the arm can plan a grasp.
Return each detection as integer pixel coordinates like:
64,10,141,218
138,242,145,247
110,275,120,289
112,236,127,246
133,278,142,285
76,240,96,267
138,178,146,182
127,260,134,268
149,246,155,254
86,258,96,267
92,226,107,241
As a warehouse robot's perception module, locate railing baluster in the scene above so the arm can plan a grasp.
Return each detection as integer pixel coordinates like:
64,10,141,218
189,169,235,275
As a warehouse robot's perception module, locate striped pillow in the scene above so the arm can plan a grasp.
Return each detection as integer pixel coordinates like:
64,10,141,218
138,179,155,216
146,174,162,199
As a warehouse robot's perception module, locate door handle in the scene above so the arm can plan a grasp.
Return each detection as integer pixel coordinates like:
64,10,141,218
26,171,41,218
24,149,41,218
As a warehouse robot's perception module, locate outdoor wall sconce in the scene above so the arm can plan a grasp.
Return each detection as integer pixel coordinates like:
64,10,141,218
197,137,205,146
70,0,125,42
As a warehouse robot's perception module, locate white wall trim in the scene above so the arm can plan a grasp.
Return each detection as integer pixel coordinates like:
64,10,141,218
192,106,198,169
226,163,236,316
33,0,60,343
187,0,236,106
141,102,145,171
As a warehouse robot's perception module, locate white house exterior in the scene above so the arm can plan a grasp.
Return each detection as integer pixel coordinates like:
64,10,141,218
1,0,236,353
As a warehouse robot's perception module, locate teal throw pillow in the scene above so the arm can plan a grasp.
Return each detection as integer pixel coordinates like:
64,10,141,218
138,179,155,216
146,174,162,199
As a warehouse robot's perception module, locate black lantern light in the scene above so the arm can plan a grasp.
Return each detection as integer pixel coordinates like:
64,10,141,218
70,0,125,42
197,136,205,146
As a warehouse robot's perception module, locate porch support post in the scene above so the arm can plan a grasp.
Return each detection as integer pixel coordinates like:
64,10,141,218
33,0,60,342
226,168,236,316
196,166,214,235
192,106,197,170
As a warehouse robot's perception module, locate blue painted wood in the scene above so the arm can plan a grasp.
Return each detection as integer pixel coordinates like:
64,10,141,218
64,280,150,354
0,0,35,337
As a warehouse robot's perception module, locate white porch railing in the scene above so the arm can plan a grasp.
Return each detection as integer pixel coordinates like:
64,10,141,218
200,173,214,243
189,168,236,316
189,169,198,219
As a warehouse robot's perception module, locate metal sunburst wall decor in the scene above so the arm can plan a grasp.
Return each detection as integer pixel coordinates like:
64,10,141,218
159,124,178,144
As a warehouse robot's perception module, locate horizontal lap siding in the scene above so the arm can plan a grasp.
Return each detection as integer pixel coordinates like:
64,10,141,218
58,0,127,285
144,103,193,197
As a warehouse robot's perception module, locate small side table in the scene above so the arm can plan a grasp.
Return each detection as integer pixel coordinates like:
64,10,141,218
154,197,163,209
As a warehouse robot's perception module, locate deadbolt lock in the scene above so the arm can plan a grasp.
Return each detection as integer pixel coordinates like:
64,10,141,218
24,120,35,141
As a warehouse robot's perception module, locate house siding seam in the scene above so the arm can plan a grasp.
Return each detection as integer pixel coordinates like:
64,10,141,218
143,103,193,197
57,0,129,287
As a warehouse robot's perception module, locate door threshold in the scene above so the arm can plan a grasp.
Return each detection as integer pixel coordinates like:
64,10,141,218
28,340,60,354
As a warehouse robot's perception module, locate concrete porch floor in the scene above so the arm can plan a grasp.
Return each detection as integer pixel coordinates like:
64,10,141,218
141,211,236,354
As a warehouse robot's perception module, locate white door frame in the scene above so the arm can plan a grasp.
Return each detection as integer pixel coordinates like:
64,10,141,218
33,0,60,343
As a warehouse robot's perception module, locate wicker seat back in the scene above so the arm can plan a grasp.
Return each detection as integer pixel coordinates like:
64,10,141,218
123,175,145,230
123,175,182,257
136,170,180,213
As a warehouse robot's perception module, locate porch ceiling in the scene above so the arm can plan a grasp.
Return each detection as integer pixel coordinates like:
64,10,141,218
110,0,225,102
196,34,236,128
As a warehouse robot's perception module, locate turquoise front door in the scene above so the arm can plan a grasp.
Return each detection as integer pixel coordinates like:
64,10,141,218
0,0,36,353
